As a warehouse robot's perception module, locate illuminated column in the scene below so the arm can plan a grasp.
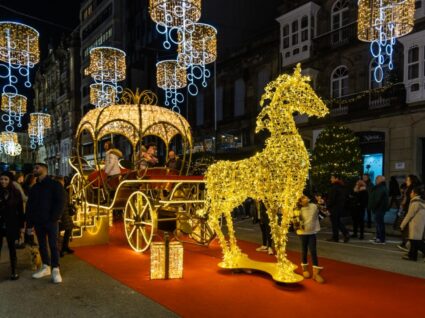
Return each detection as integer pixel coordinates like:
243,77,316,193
28,113,51,149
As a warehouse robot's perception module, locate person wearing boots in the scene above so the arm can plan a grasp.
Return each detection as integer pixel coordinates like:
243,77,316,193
0,171,24,280
400,185,425,261
368,176,389,244
327,175,350,243
296,195,325,283
26,163,65,284
54,176,74,257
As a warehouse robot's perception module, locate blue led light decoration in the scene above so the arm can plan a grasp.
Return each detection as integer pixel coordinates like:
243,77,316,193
358,0,415,83
156,60,187,113
1,93,27,132
28,112,51,149
85,47,126,107
149,0,202,50
177,23,217,96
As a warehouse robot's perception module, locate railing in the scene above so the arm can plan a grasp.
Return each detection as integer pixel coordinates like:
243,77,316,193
312,23,359,53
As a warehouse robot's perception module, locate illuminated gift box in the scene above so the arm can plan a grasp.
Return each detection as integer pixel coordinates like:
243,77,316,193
150,241,184,279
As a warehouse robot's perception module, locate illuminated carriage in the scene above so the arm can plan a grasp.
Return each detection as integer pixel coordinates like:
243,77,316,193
69,91,215,252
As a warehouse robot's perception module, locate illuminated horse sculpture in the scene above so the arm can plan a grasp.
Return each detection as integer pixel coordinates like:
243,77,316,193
205,64,329,283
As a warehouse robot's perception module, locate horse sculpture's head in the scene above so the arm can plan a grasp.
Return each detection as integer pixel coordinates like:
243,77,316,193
255,64,329,134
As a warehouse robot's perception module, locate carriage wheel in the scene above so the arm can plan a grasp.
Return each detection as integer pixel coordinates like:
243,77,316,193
124,191,157,252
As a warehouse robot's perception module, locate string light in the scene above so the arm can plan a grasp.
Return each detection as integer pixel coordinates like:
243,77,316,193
149,0,202,50
85,46,126,107
28,112,51,149
0,21,40,91
0,131,21,156
1,93,26,131
177,23,217,96
358,0,415,83
156,60,187,113
204,64,329,283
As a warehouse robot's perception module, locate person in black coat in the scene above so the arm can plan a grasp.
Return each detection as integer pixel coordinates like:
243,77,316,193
351,180,369,239
0,171,24,280
53,176,75,257
326,175,350,242
26,163,65,283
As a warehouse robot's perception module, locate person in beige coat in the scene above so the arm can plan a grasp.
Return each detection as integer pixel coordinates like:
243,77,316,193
400,185,425,261
296,195,324,283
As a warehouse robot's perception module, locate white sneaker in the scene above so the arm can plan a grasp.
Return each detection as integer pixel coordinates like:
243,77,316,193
256,245,268,252
32,264,51,279
268,247,274,255
51,267,62,284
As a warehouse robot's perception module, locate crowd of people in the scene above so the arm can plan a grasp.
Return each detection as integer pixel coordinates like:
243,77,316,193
0,163,73,283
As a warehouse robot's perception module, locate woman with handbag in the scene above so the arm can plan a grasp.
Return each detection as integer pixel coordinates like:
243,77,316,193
296,195,324,283
0,171,24,280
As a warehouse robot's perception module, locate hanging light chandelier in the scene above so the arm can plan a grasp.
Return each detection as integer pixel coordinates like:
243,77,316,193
0,131,22,156
1,93,27,132
149,0,202,50
177,23,217,95
0,22,40,91
28,113,51,149
358,0,415,83
156,60,187,112
85,47,126,107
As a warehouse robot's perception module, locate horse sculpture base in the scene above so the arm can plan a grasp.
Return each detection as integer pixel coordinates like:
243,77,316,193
218,253,304,284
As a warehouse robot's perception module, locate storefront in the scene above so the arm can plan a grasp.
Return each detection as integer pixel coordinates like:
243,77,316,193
355,131,386,182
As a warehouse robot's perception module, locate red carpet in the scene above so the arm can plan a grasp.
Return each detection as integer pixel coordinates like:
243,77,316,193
74,224,425,318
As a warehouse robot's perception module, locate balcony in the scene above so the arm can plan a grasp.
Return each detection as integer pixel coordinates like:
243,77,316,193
312,22,359,53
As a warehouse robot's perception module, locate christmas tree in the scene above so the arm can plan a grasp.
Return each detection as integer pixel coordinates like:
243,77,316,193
311,125,362,193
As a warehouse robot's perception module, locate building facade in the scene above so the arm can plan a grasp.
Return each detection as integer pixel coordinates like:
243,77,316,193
33,31,81,176
276,0,425,182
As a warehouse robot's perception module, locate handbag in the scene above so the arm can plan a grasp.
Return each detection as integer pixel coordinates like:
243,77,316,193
289,212,304,232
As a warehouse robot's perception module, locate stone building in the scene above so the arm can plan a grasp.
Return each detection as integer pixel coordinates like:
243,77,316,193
33,31,81,176
276,0,425,181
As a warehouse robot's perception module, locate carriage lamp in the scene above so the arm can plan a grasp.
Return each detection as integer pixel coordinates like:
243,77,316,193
150,233,184,279
357,0,415,83
177,23,217,96
1,93,27,132
149,0,202,50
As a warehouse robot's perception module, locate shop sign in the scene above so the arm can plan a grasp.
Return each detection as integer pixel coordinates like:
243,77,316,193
356,131,385,144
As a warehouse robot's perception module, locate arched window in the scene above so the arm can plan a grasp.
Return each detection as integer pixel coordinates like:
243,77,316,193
331,66,348,98
331,0,349,43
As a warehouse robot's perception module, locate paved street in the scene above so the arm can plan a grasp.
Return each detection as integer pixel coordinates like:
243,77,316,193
0,214,424,318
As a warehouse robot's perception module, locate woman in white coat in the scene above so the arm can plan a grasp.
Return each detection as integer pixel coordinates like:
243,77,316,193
296,195,324,283
400,185,425,261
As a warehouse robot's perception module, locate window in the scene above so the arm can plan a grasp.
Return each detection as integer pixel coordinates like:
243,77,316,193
331,0,350,43
283,25,289,49
331,66,349,98
301,16,309,42
408,46,419,80
234,78,245,116
416,0,422,9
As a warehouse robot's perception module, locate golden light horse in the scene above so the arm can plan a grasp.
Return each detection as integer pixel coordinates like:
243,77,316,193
204,64,329,283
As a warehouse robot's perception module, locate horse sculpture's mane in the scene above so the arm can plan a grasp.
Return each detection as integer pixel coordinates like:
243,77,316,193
204,64,329,283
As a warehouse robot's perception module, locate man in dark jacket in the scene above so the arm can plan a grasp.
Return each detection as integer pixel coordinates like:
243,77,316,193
26,163,65,283
327,175,350,243
368,175,389,244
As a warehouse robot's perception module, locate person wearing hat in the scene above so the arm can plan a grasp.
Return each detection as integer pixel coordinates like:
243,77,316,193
0,171,24,280
26,163,65,283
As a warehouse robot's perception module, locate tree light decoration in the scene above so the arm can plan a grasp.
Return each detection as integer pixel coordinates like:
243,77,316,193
1,93,27,131
156,60,187,113
177,23,217,96
357,0,415,83
149,0,202,50
28,112,51,149
0,131,22,156
204,64,329,283
85,47,126,107
0,22,40,92
311,125,363,193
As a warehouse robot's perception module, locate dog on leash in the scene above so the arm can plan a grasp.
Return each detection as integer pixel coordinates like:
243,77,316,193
30,246,42,271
